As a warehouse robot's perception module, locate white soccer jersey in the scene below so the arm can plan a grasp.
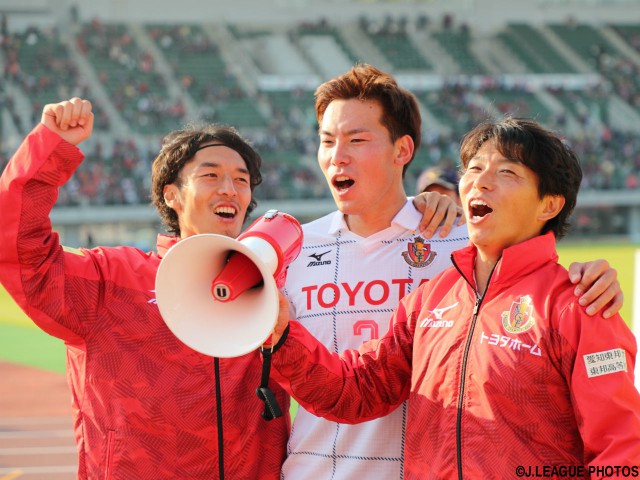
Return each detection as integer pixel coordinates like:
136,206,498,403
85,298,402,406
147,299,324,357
282,200,470,479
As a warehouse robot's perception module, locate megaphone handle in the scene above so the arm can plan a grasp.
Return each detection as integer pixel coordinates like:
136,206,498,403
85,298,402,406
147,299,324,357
256,346,283,420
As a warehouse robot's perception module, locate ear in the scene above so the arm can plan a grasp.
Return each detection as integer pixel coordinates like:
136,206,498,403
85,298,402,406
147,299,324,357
538,194,565,222
394,134,414,167
163,184,181,212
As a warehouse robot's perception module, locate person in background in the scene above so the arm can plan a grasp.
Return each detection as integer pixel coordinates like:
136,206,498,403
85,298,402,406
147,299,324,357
269,116,640,478
270,64,625,479
416,165,461,206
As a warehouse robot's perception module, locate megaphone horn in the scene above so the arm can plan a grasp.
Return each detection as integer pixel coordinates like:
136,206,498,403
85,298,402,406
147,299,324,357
155,210,303,358
211,246,268,302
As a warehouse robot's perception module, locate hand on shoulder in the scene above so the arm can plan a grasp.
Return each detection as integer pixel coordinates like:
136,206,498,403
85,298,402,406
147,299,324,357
413,191,465,239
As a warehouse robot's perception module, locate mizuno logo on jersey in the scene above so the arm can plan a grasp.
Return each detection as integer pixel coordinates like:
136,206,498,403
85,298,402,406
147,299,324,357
402,236,436,268
419,302,458,327
307,250,332,267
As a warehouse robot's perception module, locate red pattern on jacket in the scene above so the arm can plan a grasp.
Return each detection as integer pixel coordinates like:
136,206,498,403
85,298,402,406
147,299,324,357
271,233,640,479
0,124,289,479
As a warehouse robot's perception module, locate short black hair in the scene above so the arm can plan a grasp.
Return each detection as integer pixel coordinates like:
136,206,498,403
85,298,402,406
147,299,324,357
151,124,262,236
459,117,582,239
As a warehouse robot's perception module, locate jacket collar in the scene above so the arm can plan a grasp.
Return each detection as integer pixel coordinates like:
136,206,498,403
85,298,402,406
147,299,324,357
156,234,180,258
451,231,559,291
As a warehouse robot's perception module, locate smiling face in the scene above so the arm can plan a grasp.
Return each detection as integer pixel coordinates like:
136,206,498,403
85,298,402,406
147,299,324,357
459,140,564,263
163,144,252,239
317,98,412,236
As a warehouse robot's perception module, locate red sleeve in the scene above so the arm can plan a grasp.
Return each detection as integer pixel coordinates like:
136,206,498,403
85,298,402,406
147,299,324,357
0,123,99,343
558,303,640,467
270,290,418,424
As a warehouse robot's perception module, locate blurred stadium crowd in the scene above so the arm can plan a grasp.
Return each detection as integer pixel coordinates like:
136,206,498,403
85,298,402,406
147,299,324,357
1,10,640,209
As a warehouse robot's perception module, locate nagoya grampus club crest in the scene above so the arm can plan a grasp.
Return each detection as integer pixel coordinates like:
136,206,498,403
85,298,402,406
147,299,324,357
402,236,436,268
501,295,536,334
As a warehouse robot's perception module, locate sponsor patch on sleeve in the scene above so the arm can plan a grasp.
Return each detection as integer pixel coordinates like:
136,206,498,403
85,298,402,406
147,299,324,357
583,348,627,378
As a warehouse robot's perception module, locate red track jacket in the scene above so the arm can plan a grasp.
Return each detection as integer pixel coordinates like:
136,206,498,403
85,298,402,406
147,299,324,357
0,124,289,479
271,233,640,479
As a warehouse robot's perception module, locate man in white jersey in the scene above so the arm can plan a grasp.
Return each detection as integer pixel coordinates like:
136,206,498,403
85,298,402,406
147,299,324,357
272,64,623,479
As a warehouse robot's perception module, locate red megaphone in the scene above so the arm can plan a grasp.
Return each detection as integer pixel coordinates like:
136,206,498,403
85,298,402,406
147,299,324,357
211,210,302,302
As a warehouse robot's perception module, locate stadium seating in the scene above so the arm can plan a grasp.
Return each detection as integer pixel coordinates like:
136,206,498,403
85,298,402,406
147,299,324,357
497,23,579,74
1,14,640,211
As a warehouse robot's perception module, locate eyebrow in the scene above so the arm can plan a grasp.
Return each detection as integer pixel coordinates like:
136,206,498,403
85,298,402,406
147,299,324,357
196,161,250,175
470,152,518,162
319,128,370,137
468,158,525,172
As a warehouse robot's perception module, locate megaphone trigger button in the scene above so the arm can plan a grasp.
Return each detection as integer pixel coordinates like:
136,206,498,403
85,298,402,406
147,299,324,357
264,209,278,220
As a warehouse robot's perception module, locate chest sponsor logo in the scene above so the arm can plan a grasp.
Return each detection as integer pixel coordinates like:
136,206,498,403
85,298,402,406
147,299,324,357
419,302,458,327
301,278,417,309
479,331,542,356
501,295,535,334
307,250,332,267
402,236,436,268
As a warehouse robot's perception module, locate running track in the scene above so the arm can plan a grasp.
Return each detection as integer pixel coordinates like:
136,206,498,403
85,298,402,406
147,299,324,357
0,362,76,480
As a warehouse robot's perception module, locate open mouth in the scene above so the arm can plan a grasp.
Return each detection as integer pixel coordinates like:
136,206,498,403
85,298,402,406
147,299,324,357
333,175,355,191
214,206,237,219
469,200,493,219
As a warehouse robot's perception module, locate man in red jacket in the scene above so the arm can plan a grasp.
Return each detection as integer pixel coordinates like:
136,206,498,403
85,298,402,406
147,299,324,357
0,98,290,479
269,117,640,478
